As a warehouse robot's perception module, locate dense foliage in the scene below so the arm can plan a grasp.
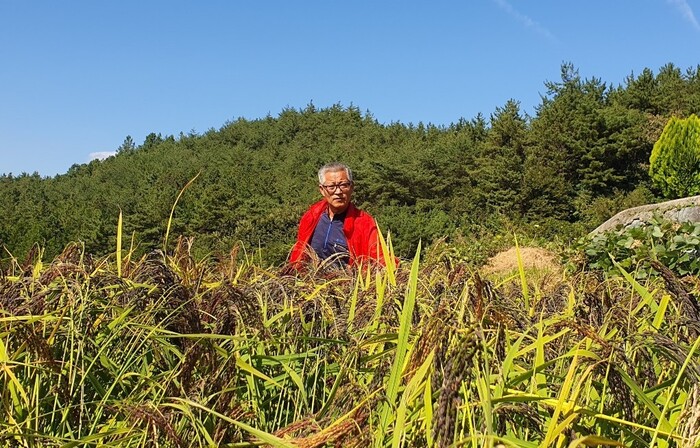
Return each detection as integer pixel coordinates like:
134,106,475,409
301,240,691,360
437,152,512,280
2,62,700,266
650,114,700,199
571,217,700,277
1,235,700,447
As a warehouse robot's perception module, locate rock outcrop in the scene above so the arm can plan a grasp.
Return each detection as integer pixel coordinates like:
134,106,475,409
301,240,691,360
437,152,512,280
592,195,700,234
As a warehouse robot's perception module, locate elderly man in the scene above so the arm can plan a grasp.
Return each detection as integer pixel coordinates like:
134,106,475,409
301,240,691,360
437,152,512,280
290,162,383,268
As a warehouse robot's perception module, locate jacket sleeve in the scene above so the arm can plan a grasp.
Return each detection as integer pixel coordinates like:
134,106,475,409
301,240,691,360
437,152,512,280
352,215,388,267
289,209,314,265
289,239,307,265
366,221,381,262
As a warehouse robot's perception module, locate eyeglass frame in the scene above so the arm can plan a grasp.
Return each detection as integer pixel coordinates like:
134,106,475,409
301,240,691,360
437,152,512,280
319,181,353,193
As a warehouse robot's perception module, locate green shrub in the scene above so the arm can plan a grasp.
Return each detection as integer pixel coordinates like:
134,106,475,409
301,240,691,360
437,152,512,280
649,114,700,199
570,216,700,277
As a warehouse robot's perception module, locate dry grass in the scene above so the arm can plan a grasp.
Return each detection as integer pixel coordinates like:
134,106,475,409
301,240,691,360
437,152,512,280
481,246,561,275
481,246,564,294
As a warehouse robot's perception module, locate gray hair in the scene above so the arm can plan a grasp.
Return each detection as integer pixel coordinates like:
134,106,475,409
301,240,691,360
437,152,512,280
318,162,353,184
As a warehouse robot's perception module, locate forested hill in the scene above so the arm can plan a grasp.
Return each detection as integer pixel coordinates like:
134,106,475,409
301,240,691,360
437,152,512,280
2,63,700,265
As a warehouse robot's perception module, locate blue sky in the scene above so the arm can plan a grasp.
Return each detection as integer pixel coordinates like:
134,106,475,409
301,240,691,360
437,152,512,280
1,0,699,177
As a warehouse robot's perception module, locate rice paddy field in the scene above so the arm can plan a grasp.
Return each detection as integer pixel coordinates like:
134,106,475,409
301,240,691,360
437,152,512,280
1,233,700,447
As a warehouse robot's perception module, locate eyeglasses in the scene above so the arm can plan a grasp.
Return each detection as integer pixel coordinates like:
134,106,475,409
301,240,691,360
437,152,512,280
320,181,353,193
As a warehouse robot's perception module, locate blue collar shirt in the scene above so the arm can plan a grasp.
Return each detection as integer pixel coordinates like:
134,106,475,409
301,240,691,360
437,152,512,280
309,210,349,265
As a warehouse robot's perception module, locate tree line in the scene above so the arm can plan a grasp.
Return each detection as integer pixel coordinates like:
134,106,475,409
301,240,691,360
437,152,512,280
2,62,700,265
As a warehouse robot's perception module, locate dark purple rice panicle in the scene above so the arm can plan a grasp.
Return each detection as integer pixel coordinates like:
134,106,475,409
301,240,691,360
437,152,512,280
206,371,251,442
434,328,480,448
13,324,59,372
9,322,77,422
122,403,184,447
327,295,352,340
585,278,636,342
177,343,207,395
408,312,443,374
265,274,300,305
0,280,27,315
37,262,82,287
407,298,458,385
130,252,202,334
327,373,366,417
277,358,381,444
425,305,459,393
304,276,356,339
367,355,392,401
447,263,470,289
628,344,658,390
553,319,612,351
299,297,328,338
430,279,446,302
486,299,528,332
0,433,59,447
351,287,382,329
574,291,608,329
200,357,239,396
169,307,204,394
131,251,180,289
546,317,622,367
211,404,250,443
403,432,429,447
648,333,700,383
532,284,572,318
470,272,491,322
596,362,635,421
493,403,543,438
0,242,98,318
650,260,700,340
470,275,540,333
571,271,614,327
494,325,507,368
650,260,700,312
127,252,208,395
211,243,242,283
56,242,86,265
19,244,41,276
200,284,263,335
89,268,128,293
37,242,90,280
678,317,700,341
377,286,405,330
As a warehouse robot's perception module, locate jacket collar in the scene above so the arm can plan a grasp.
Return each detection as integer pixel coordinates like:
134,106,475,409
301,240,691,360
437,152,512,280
310,200,357,232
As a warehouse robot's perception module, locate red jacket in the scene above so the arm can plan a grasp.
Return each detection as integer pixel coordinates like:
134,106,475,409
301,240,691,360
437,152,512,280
290,200,382,267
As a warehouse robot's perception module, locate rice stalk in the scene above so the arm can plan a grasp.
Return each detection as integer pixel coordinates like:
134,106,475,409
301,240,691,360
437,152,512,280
116,208,123,278
649,335,700,447
376,241,421,446
163,172,200,254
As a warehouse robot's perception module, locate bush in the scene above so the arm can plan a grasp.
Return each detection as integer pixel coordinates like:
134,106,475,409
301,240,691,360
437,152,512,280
569,216,700,277
649,114,700,199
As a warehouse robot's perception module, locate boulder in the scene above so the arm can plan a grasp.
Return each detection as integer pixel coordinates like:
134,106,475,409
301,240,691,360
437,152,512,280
592,195,700,234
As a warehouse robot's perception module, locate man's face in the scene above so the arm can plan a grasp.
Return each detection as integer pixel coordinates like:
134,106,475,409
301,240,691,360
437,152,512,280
319,170,354,215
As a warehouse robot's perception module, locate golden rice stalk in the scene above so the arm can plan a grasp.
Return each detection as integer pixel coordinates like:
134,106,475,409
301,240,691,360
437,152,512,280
678,384,700,448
